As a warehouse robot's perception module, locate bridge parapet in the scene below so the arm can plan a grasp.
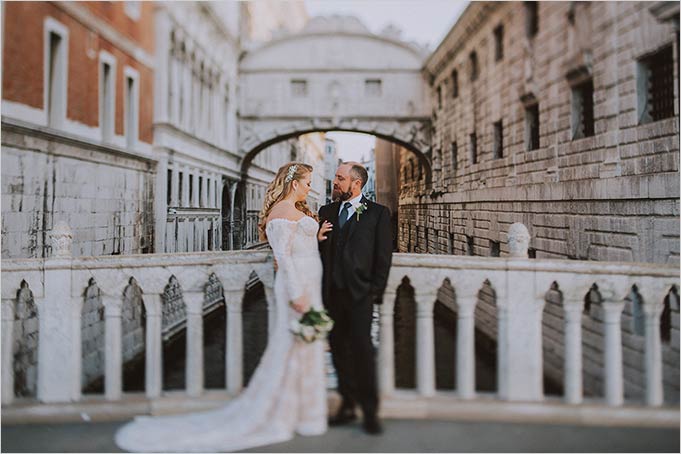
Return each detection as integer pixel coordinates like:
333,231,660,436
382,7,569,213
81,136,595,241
1,223,678,424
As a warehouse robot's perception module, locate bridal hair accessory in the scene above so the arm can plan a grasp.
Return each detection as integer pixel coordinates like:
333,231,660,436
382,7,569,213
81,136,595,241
285,165,298,183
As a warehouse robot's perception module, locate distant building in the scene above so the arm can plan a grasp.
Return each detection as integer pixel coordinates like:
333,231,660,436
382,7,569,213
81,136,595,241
324,138,338,203
403,1,679,265
359,152,376,201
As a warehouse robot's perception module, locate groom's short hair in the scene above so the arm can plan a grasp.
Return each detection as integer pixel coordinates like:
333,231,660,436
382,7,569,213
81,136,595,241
342,161,368,188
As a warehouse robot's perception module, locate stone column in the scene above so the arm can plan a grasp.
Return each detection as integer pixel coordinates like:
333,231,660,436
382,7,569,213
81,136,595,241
192,169,199,208
378,289,397,396
143,294,163,399
200,171,208,209
415,290,436,397
103,295,123,401
209,176,216,209
38,221,80,403
155,155,168,253
642,299,664,406
1,299,14,405
562,300,584,404
602,300,625,406
226,290,244,393
184,292,204,397
181,165,190,207
455,295,477,399
170,164,179,207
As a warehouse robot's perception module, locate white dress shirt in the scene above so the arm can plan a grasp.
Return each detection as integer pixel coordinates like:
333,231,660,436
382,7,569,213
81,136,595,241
338,193,364,222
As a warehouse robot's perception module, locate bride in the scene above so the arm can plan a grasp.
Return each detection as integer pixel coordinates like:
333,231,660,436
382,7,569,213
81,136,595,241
115,162,333,452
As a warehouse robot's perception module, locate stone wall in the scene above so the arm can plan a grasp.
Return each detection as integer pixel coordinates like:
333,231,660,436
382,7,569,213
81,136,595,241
1,127,156,259
399,1,680,403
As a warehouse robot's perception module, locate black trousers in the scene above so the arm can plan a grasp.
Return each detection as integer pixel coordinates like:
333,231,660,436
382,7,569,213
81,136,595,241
326,284,378,418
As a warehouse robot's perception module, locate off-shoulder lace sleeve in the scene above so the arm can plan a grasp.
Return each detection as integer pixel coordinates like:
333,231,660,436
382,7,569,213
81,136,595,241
266,220,303,301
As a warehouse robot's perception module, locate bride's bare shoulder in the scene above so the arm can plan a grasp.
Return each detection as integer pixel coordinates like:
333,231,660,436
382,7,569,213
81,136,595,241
266,203,304,224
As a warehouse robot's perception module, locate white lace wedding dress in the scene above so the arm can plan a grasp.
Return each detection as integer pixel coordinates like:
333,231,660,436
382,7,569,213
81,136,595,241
115,216,327,452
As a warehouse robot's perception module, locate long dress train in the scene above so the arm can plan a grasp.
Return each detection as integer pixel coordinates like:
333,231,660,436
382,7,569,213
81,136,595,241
115,216,327,452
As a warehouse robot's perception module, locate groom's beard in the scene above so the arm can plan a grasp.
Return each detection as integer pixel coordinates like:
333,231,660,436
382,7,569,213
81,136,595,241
332,188,352,202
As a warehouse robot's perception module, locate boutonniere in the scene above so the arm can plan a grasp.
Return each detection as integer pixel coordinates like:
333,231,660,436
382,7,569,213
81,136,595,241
354,202,368,221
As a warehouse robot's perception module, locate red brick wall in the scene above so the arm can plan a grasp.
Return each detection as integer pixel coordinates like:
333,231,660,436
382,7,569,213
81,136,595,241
2,1,154,143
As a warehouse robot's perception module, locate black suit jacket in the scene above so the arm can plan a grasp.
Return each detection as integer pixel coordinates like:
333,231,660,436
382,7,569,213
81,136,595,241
318,196,393,304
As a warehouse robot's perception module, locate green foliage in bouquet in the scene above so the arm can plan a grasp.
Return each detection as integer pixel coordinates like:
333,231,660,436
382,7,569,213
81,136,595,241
289,307,334,343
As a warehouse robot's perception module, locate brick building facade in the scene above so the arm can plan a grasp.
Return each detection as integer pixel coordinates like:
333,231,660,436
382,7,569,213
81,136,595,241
2,1,155,258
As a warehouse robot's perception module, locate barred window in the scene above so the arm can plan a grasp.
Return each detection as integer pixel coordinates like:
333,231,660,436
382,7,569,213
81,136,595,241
466,235,475,256
451,141,458,172
437,85,442,109
291,79,308,97
493,120,503,159
571,79,594,139
494,25,504,61
451,69,459,98
490,240,500,257
365,79,382,97
525,1,538,38
469,51,479,82
637,45,675,124
525,103,540,151
469,133,478,164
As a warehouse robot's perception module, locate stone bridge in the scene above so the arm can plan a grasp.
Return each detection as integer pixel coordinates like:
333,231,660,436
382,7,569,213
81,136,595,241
1,221,679,437
237,16,433,175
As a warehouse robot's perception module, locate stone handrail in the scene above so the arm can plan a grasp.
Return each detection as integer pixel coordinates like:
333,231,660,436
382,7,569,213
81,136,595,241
1,223,678,415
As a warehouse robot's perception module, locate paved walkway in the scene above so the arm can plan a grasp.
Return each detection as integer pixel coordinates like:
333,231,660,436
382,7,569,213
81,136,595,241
2,418,678,453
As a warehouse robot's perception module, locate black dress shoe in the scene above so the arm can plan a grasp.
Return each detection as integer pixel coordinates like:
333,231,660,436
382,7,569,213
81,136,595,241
328,406,357,426
362,415,383,435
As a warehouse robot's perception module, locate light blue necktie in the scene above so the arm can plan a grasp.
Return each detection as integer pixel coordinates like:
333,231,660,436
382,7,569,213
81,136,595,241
338,202,352,228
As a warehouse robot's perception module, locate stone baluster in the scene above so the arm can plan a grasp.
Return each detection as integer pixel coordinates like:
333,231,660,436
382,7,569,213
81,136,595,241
2,299,15,405
378,288,397,396
226,290,244,393
562,298,584,404
455,295,478,399
415,289,436,397
184,292,204,397
496,303,510,399
181,165,190,208
602,299,625,406
639,282,666,407
143,294,163,399
102,295,123,400
38,221,82,403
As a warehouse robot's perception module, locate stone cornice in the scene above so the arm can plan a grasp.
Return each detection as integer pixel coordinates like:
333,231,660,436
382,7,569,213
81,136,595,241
423,1,500,81
1,117,157,167
242,31,426,66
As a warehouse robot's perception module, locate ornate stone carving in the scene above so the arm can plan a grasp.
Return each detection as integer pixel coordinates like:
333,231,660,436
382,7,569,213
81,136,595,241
507,223,530,258
50,221,72,258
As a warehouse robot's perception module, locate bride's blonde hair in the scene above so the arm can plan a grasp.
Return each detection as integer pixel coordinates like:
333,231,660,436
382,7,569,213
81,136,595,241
258,162,319,241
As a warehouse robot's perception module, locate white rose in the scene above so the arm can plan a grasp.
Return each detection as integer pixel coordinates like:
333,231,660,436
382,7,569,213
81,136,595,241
289,320,301,333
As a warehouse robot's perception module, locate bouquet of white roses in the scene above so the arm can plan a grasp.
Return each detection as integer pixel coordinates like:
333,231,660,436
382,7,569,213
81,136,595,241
289,307,334,343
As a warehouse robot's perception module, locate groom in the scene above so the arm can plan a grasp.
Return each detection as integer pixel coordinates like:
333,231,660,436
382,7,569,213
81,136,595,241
318,161,393,435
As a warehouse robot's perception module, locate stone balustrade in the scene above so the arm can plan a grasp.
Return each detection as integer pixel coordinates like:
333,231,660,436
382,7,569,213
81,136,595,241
1,223,678,421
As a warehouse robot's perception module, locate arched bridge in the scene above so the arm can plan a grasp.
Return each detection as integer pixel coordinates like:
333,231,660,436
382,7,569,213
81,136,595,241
238,16,433,173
